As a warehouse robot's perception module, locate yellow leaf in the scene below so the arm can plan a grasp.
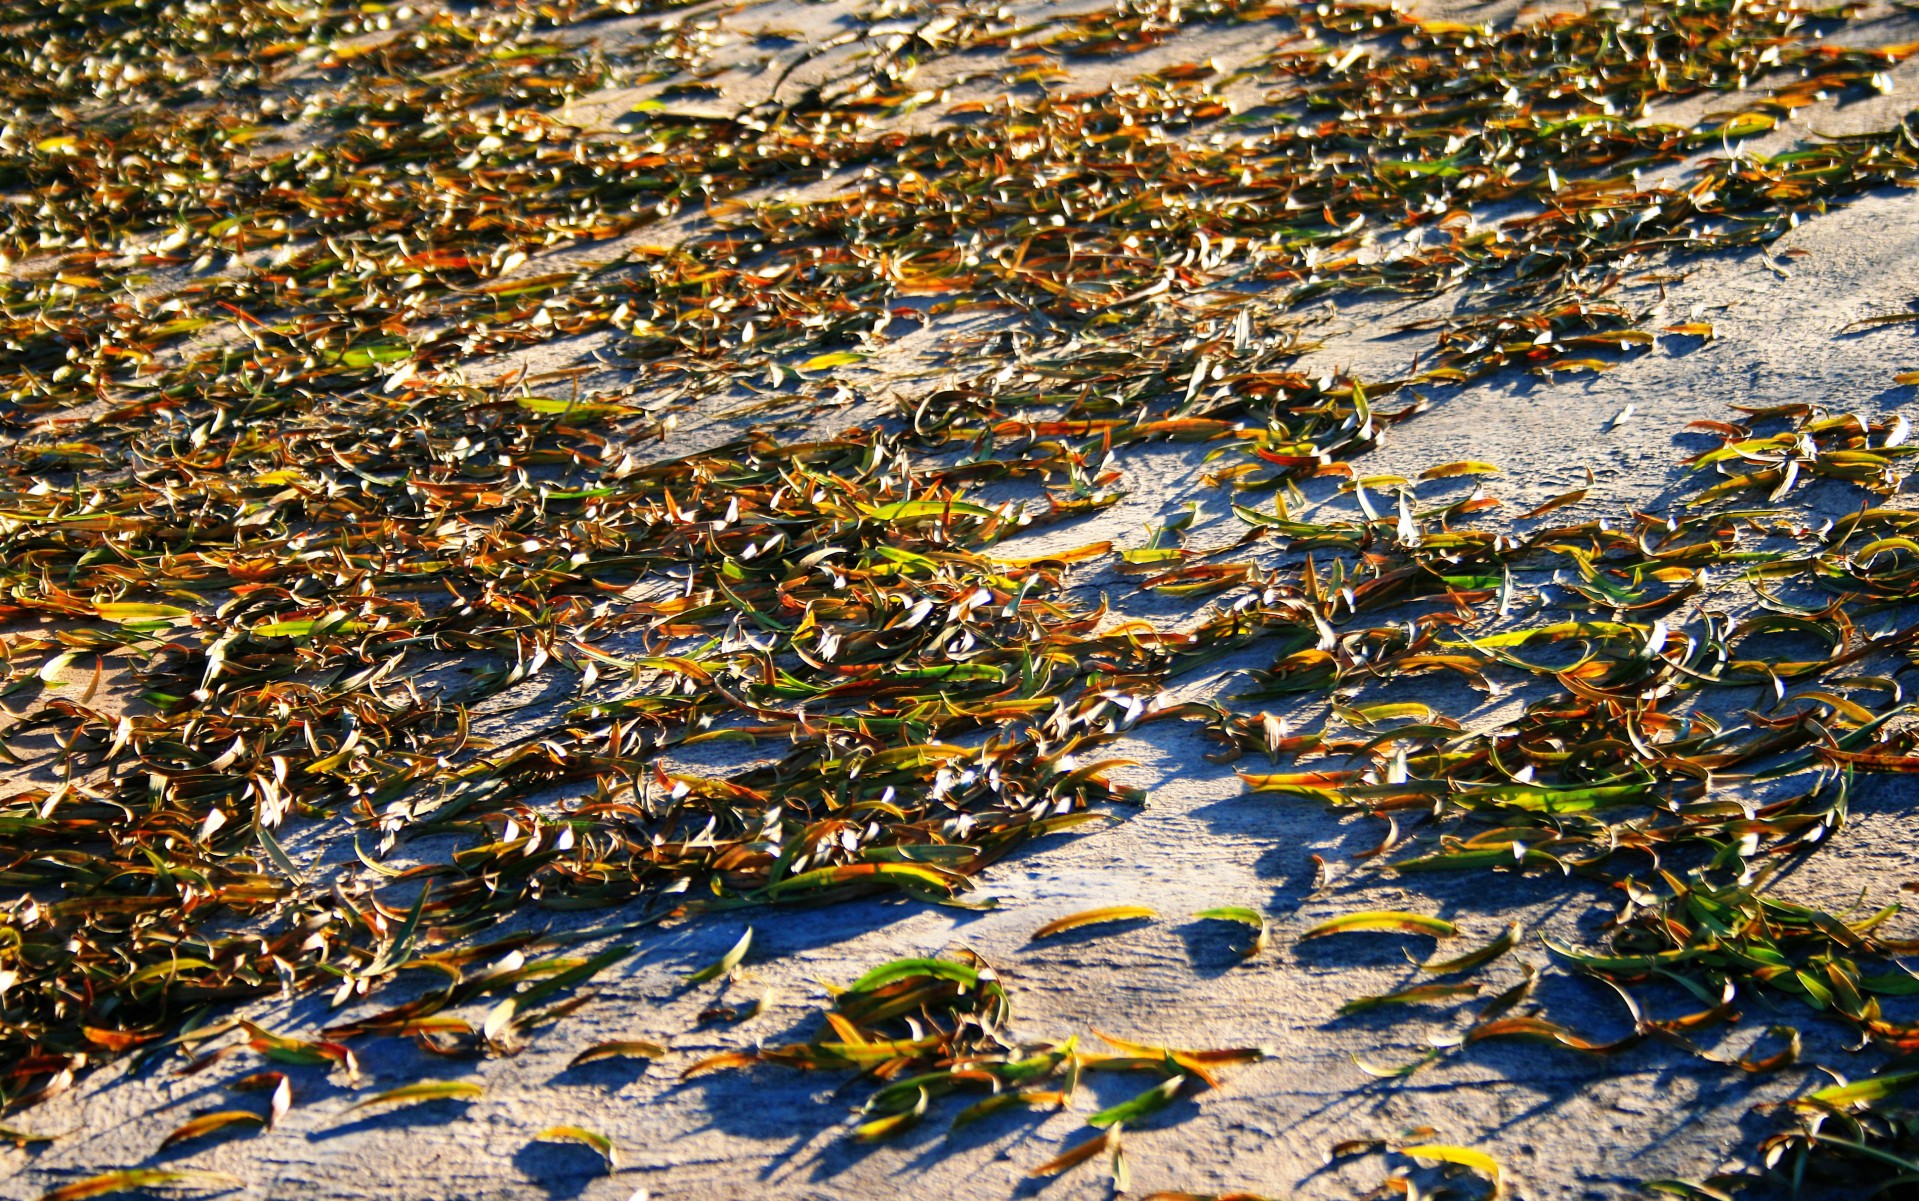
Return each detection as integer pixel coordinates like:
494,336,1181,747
1399,1144,1504,1196
347,1080,482,1110
1718,112,1776,138
1301,910,1458,939
1030,905,1158,941
159,1110,264,1149
535,1125,617,1164
95,602,190,623
684,927,752,984
1418,461,1501,480
798,350,868,372
1663,322,1715,338
569,1039,668,1068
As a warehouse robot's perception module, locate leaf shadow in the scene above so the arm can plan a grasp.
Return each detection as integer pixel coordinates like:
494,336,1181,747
512,1140,610,1199
304,1097,477,1141
1174,917,1261,978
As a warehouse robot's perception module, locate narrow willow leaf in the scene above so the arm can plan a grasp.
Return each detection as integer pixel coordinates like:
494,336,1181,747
94,602,190,623
159,1111,264,1149
1089,1074,1184,1128
39,1170,242,1201
1519,488,1588,520
1194,906,1268,957
1092,1031,1265,1067
516,396,636,419
1418,461,1501,479
0,1124,61,1146
346,1080,482,1111
1399,1144,1503,1196
855,1086,928,1140
1029,1127,1116,1177
950,1089,1044,1131
685,928,753,984
1416,922,1521,975
1030,906,1158,941
1301,911,1458,940
799,350,868,371
486,945,634,1048
255,822,304,887
535,1125,617,1165
570,1039,668,1068
680,1051,759,1079
1801,1070,1919,1108
1337,983,1481,1016
1352,1048,1442,1079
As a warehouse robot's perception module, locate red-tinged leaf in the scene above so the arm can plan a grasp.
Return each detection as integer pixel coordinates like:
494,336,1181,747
1029,1127,1116,1177
681,1051,759,1079
1519,488,1588,520
81,1026,154,1053
39,1170,242,1201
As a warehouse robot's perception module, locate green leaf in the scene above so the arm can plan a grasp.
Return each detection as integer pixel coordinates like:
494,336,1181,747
1802,1070,1919,1108
535,1125,617,1165
1088,1074,1184,1128
1193,906,1269,957
347,1080,483,1111
516,396,638,420
685,928,753,985
854,1086,929,1140
844,957,983,993
857,498,1000,522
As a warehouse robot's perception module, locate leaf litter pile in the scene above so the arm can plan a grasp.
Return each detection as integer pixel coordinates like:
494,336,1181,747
5,0,1919,1192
